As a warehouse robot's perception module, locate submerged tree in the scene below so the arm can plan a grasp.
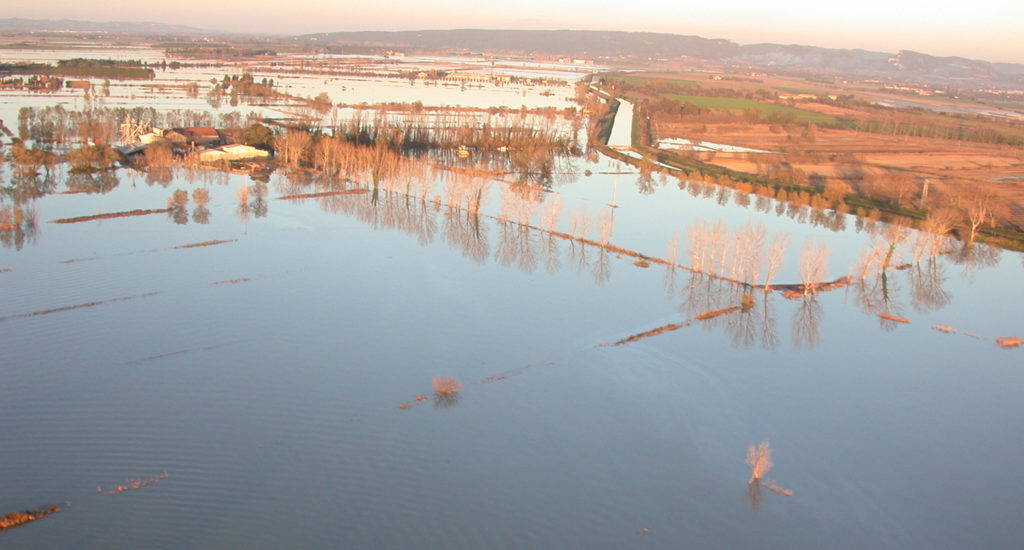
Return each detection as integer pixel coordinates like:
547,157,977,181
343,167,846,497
747,441,773,483
763,232,791,290
432,376,462,408
746,440,792,509
797,240,829,295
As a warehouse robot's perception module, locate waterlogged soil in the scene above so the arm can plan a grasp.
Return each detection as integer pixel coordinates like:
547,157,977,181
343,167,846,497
0,147,1023,549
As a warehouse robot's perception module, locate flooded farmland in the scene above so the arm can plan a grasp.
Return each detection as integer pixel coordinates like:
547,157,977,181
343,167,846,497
1,49,1023,549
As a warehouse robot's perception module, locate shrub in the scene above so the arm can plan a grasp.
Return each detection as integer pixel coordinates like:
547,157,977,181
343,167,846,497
746,440,773,483
144,141,175,168
432,376,461,396
67,144,121,172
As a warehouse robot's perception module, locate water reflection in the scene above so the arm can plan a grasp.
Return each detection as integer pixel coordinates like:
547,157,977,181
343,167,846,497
66,170,120,194
146,166,174,187
1,167,46,249
192,187,212,224
285,176,626,288
791,297,823,349
288,175,999,352
847,219,995,329
0,202,39,250
907,260,951,312
747,479,765,514
677,273,784,350
5,169,57,201
433,392,461,409
235,181,269,223
950,242,1001,281
3,142,1010,352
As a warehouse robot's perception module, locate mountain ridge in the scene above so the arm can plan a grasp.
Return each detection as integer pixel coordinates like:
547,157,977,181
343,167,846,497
298,29,1024,87
2,20,1021,88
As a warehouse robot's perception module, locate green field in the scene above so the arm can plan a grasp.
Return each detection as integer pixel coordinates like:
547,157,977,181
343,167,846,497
666,94,840,125
608,73,700,89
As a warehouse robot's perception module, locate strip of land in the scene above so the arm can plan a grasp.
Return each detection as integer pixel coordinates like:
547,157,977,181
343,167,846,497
51,208,170,224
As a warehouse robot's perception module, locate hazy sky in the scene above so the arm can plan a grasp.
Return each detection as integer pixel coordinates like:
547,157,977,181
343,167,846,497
8,1,1024,63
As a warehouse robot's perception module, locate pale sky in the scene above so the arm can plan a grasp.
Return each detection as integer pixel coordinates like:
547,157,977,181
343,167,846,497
8,1,1024,64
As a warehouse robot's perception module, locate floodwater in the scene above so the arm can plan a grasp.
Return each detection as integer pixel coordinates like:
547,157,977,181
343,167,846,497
0,46,580,129
2,55,1024,549
606,98,634,149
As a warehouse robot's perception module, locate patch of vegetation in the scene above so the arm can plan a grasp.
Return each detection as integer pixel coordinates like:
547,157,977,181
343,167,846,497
604,72,700,89
665,94,839,125
0,59,155,79
163,44,277,59
433,376,461,396
66,144,123,173
244,123,275,152
595,99,619,145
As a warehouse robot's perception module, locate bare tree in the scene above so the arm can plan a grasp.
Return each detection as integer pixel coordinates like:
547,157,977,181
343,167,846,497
737,221,766,286
597,208,614,246
746,440,793,502
889,173,918,207
912,207,957,261
878,219,912,271
687,220,708,273
960,189,1007,245
539,195,564,233
274,128,312,168
797,240,829,295
711,220,729,277
747,441,773,483
666,232,680,267
763,232,791,290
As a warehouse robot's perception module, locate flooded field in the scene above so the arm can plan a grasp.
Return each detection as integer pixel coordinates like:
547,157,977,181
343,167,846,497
0,46,584,126
1,53,1023,549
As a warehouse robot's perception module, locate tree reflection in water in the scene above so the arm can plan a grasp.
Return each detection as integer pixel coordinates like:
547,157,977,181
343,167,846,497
67,170,120,194
263,158,1008,352
0,202,40,251
443,209,490,264
907,259,951,313
951,242,1001,281
791,297,823,349
192,187,212,225
543,234,561,275
847,219,989,330
433,392,461,409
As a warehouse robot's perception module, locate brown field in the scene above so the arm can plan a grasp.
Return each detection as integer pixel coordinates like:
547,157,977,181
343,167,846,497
654,120,1024,228
610,66,1024,237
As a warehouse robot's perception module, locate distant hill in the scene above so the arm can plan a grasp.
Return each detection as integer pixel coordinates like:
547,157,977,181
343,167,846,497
300,29,1024,88
299,29,740,61
0,18,213,36
3,21,1022,88
731,45,1024,87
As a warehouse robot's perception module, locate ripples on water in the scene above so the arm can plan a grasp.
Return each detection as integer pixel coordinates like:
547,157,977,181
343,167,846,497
2,96,1024,548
